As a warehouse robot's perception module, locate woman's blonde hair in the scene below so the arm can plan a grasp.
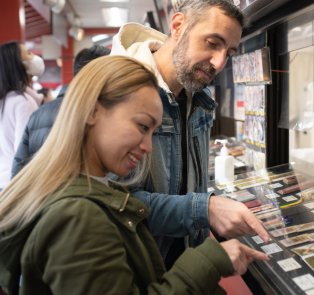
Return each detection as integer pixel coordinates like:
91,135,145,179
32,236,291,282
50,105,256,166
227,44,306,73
0,55,159,232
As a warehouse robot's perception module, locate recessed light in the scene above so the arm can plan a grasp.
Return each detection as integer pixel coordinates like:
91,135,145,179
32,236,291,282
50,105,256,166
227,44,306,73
92,34,110,42
101,7,128,27
99,0,129,2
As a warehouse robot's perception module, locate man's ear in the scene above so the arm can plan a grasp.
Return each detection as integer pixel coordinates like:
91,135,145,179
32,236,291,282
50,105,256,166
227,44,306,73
170,12,187,41
86,102,99,126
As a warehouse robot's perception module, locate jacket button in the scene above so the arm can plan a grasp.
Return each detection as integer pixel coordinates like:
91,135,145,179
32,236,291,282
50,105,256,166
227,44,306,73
128,221,133,227
139,209,145,214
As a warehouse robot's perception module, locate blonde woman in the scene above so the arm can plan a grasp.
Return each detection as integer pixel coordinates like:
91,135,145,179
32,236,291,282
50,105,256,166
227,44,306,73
0,56,268,295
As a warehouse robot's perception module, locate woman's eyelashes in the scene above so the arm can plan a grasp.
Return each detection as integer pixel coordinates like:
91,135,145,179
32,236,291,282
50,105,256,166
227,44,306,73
140,124,149,132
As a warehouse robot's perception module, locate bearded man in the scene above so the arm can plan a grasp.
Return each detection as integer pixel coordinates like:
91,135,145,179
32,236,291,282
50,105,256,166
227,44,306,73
110,0,269,269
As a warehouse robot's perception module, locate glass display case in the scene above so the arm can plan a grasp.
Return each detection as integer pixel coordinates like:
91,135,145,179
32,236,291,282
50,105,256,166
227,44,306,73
207,162,314,295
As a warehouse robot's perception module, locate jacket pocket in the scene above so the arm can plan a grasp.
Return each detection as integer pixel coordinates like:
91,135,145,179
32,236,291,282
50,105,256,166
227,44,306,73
190,113,213,137
155,118,176,134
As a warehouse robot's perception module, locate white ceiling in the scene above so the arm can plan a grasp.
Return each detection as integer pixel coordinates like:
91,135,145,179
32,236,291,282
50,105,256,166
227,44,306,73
66,0,157,28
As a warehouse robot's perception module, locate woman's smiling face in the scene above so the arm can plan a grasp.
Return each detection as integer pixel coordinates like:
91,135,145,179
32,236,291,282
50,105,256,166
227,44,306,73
85,85,163,177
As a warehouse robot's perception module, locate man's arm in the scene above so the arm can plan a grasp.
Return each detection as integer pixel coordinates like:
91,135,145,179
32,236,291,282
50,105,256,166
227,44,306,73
133,189,269,243
133,189,210,239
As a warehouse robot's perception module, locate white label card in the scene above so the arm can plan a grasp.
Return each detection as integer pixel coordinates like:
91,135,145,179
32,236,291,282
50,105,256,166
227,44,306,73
224,187,237,193
234,162,245,167
269,183,283,189
252,236,264,244
277,258,302,272
261,243,283,255
283,196,298,202
293,274,314,291
305,202,314,209
207,187,215,193
265,193,280,199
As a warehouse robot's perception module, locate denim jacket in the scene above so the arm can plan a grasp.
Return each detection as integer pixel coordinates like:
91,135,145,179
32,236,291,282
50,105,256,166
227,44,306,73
115,87,218,260
110,23,218,260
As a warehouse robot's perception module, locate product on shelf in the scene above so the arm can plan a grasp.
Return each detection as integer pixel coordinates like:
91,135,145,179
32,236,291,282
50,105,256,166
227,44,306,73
263,218,282,230
236,55,244,82
278,179,314,195
283,175,306,185
250,204,273,213
279,235,311,247
292,243,314,257
255,48,270,82
243,53,250,82
258,211,282,220
244,199,262,208
248,52,256,81
269,226,298,237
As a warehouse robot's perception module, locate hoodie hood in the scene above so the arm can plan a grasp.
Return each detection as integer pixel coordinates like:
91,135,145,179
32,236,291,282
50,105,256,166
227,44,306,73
111,23,173,93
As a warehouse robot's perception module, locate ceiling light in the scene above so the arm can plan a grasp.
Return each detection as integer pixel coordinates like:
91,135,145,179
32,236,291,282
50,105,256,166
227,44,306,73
100,0,129,2
92,34,110,42
68,26,85,41
101,7,128,27
43,0,66,14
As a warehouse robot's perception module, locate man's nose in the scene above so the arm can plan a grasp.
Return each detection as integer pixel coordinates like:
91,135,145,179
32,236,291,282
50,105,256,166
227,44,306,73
210,51,227,73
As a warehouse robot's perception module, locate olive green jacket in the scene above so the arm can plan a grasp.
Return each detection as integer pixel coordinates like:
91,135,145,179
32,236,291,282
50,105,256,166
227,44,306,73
0,176,233,295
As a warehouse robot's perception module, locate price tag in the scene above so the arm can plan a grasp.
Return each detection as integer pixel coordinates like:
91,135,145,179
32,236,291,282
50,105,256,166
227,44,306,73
305,202,314,209
207,187,215,193
225,187,237,193
265,193,280,199
269,183,283,189
252,236,264,244
293,274,314,291
277,258,302,272
261,243,283,255
282,196,298,202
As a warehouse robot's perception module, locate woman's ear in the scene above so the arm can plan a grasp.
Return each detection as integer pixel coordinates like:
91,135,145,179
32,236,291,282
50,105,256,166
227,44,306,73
86,102,99,126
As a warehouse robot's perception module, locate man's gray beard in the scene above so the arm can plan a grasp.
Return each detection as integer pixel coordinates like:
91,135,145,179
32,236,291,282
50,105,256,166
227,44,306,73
172,32,216,93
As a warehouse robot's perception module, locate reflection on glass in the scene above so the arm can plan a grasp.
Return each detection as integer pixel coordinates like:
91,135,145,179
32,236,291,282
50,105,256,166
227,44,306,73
289,46,313,131
287,11,313,52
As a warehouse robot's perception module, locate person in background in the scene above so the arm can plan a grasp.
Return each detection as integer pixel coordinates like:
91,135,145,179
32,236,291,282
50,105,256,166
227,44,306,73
0,41,44,192
11,45,111,178
110,0,269,268
37,88,54,105
0,55,269,295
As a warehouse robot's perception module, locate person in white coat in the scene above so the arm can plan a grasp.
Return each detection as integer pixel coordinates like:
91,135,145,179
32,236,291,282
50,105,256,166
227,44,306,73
0,41,44,191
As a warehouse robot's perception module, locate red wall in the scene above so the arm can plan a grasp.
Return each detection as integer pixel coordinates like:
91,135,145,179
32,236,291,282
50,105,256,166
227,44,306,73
0,0,25,44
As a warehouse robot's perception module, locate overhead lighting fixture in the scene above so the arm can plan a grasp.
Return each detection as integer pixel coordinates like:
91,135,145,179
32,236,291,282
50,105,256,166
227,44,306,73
100,0,129,1
92,34,110,42
43,0,66,14
101,7,128,27
68,26,85,41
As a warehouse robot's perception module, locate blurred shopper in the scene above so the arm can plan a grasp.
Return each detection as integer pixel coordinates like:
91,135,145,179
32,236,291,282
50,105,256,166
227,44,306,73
0,41,44,192
37,88,54,104
0,55,269,295
11,45,111,178
110,0,269,269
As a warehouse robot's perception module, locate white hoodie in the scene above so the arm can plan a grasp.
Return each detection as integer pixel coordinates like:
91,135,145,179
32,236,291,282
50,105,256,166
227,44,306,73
111,23,172,93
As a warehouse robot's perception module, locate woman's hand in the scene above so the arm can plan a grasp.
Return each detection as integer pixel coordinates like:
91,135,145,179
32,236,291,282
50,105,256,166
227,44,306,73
220,239,270,276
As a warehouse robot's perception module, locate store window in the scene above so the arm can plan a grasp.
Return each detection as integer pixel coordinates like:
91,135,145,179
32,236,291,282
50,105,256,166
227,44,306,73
277,10,314,169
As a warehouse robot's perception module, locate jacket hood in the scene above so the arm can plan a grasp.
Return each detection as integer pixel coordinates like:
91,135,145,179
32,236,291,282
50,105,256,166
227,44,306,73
111,23,167,56
111,23,172,92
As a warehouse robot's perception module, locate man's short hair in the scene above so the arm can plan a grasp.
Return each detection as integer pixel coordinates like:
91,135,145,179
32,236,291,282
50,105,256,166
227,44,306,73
73,45,111,76
175,0,249,33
